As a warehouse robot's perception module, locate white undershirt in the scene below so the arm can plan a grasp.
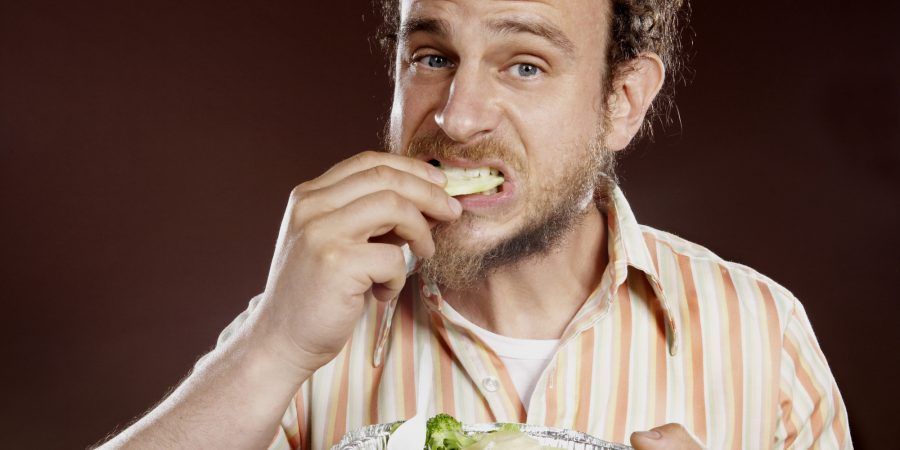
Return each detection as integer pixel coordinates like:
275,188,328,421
442,301,559,407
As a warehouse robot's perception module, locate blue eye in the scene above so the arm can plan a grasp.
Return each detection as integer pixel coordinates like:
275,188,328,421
420,55,452,69
515,63,541,78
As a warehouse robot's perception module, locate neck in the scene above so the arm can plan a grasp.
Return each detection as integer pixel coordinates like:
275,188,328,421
441,206,608,340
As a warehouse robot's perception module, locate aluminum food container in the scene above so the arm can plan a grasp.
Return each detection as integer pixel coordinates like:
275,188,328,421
331,422,633,450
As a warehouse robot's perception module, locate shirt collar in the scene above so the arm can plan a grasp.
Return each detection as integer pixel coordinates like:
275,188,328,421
605,186,679,355
373,185,678,367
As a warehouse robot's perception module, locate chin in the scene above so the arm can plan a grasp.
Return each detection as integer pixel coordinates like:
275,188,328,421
438,212,522,249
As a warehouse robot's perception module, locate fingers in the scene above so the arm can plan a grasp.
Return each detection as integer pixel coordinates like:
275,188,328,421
308,151,446,191
301,164,461,223
307,190,436,258
630,423,705,450
351,243,408,302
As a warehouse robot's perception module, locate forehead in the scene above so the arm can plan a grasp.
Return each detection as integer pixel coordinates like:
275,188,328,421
399,0,609,48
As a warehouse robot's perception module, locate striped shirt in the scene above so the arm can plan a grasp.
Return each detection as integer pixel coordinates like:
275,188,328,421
213,186,851,449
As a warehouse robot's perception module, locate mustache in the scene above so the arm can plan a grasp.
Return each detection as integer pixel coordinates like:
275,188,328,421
403,132,525,174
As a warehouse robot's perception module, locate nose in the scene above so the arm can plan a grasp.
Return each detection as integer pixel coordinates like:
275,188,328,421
434,64,502,143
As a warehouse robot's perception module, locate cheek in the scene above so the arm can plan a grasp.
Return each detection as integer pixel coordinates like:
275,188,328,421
391,77,446,149
520,97,602,181
512,95,600,162
514,73,603,125
388,81,412,151
388,103,403,153
523,142,592,197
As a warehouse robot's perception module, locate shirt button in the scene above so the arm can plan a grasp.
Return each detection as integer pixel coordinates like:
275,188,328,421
482,376,500,392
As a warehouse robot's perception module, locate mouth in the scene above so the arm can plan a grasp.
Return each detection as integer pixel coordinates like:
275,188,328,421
427,158,512,197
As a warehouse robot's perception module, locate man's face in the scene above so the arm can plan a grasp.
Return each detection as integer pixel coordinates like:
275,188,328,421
387,0,614,288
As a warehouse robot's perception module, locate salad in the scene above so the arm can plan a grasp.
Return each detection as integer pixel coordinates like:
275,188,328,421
420,414,556,450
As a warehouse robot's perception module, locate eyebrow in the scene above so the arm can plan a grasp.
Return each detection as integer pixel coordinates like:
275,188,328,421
398,17,451,43
487,17,575,56
398,16,575,57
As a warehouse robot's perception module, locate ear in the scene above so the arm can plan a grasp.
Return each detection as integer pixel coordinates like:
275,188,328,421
605,53,666,151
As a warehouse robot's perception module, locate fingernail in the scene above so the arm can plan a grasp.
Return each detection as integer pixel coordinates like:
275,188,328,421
428,166,446,184
634,430,662,440
448,196,462,214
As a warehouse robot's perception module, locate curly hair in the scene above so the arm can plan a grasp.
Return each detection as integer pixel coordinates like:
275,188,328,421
375,0,691,141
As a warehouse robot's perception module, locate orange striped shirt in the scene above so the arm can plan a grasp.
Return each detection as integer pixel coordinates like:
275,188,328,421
213,186,851,449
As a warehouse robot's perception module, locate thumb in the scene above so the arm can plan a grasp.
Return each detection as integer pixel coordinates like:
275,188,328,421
630,423,705,450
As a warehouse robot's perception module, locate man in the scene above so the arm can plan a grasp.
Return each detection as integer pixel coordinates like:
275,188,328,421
100,0,851,449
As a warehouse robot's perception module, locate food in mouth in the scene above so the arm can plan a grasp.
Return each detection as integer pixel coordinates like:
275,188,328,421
434,161,505,197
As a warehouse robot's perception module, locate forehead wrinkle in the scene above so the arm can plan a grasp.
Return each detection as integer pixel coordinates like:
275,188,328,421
399,16,576,59
486,16,575,56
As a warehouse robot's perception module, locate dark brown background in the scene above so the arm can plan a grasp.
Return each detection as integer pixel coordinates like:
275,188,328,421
1,0,897,448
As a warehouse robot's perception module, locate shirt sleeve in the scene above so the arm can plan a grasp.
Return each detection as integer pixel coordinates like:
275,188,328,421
776,300,852,449
269,384,309,450
199,295,311,450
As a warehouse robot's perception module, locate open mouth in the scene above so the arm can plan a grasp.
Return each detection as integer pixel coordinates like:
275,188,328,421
430,159,505,196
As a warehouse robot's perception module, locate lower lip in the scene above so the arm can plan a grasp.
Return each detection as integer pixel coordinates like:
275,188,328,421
454,181,516,210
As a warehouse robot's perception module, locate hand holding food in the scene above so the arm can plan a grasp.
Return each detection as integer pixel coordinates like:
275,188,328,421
246,152,462,382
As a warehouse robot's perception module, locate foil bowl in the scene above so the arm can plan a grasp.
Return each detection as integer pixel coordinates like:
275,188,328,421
331,422,633,450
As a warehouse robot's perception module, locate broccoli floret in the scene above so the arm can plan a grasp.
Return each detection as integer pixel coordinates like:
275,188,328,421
425,413,476,450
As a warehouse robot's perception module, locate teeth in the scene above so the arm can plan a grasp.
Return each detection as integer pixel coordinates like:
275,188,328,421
481,187,498,195
462,167,490,178
440,164,498,179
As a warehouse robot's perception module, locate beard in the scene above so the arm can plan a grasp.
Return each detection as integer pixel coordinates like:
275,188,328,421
389,130,617,291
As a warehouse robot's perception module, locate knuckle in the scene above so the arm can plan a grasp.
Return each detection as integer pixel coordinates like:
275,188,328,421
317,245,344,269
428,181,445,201
368,164,396,181
377,247,406,280
300,217,326,244
290,188,310,207
396,196,420,219
408,198,426,218
384,245,404,266
289,188,318,224
290,181,320,207
289,183,309,202
355,150,380,167
662,423,685,432
375,189,403,209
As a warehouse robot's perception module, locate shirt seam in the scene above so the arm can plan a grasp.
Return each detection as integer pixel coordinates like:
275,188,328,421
640,225,798,301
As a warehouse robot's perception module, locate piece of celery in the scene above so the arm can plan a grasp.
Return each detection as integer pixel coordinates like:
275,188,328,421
443,175,504,196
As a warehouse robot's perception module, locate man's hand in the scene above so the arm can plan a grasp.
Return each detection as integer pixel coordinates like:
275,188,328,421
630,423,706,450
97,152,462,449
246,151,462,383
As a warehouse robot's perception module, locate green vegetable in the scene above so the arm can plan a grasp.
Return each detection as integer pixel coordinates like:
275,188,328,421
425,413,477,450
